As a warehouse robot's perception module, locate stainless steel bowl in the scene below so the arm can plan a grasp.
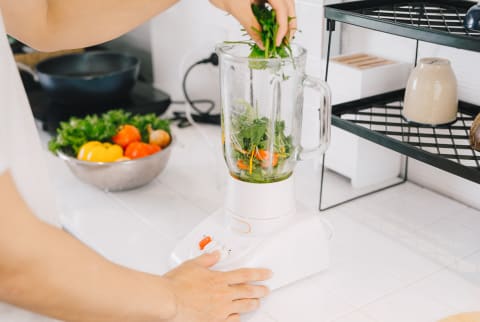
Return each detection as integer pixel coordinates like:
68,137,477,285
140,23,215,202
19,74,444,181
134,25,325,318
58,140,173,192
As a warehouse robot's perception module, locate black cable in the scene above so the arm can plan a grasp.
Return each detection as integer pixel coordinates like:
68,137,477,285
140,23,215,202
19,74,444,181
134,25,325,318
171,53,220,128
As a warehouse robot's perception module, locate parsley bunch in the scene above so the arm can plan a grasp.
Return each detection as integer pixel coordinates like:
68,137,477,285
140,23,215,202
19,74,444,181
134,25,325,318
249,3,292,60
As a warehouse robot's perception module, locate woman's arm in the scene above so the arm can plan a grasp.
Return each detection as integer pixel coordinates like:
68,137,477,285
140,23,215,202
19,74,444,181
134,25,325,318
0,171,270,322
0,0,180,52
0,0,295,52
0,171,176,322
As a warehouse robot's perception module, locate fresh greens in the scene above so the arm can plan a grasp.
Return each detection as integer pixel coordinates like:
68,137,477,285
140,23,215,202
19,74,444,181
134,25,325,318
224,4,295,69
249,3,292,60
48,110,170,156
228,101,293,183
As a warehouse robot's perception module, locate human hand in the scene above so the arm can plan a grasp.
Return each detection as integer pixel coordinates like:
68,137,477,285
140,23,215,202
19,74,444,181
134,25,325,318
209,0,296,48
164,251,272,322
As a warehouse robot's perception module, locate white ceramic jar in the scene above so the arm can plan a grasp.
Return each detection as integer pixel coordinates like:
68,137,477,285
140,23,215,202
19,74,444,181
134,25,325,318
403,58,458,126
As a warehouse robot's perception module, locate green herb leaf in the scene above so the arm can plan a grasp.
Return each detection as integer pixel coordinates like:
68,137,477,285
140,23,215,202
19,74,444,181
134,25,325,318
48,109,170,156
247,3,294,69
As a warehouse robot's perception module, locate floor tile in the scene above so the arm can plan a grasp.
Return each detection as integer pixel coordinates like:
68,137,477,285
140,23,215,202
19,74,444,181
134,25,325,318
261,276,355,322
158,163,225,214
158,126,227,214
340,183,463,232
333,310,378,322
310,214,406,306
452,250,480,286
327,211,442,286
327,264,404,308
108,181,208,241
61,196,174,275
412,268,480,313
454,206,480,233
418,218,480,263
336,186,480,269
363,286,459,322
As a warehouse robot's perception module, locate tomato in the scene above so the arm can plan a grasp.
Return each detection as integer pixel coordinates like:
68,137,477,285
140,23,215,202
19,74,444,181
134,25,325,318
125,142,161,159
255,149,279,168
112,124,141,148
237,159,249,170
261,153,279,168
255,149,270,161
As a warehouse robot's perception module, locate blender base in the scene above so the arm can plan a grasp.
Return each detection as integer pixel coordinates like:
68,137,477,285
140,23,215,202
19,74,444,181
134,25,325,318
169,203,331,290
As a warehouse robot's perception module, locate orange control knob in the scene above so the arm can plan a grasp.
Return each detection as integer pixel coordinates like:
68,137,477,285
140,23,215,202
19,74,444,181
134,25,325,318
199,236,212,250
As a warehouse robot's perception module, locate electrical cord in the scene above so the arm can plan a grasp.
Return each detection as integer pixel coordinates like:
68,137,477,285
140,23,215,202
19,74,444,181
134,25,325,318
171,53,221,128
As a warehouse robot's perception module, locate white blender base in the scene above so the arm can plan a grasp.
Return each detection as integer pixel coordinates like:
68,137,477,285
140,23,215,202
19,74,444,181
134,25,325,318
170,203,331,290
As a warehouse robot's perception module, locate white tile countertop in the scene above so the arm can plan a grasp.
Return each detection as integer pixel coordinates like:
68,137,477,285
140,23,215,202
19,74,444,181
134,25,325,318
38,120,480,322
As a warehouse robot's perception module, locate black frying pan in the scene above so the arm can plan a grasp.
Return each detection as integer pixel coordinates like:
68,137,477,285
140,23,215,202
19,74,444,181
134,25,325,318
19,51,140,105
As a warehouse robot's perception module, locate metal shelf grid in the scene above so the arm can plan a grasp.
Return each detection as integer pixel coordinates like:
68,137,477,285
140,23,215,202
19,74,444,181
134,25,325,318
332,90,480,183
325,0,480,52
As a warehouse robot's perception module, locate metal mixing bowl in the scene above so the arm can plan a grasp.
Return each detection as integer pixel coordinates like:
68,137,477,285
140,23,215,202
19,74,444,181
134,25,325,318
58,140,173,192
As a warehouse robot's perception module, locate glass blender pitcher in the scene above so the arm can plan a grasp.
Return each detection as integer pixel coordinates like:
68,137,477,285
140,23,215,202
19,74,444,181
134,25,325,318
219,44,331,183
171,43,332,290
217,43,331,232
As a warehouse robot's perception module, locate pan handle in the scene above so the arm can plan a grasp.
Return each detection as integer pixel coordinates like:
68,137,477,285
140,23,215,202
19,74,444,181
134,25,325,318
16,62,39,82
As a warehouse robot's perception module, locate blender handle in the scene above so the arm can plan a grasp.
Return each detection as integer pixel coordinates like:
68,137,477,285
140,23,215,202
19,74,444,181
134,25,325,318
297,75,332,161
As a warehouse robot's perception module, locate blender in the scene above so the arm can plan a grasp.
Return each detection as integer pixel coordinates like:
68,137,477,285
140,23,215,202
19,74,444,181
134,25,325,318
170,43,332,290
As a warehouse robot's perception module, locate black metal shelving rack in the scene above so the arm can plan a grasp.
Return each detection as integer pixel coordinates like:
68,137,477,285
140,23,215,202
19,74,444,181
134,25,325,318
320,0,480,211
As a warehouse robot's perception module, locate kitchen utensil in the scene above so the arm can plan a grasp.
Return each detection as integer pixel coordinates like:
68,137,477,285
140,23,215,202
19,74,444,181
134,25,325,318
28,81,171,135
171,43,332,290
17,51,140,104
403,57,458,126
464,1,480,30
58,139,173,191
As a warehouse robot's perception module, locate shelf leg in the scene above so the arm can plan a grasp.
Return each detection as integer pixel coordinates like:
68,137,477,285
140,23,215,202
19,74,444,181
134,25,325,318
414,39,420,66
324,20,334,82
319,155,409,212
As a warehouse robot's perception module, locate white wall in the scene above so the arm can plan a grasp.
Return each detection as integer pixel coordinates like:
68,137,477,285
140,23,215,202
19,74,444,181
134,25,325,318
150,0,242,111
341,26,480,208
106,23,153,81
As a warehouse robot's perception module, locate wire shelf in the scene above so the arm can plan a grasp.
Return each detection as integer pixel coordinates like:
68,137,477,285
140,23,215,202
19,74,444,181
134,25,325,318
325,0,480,52
332,90,480,183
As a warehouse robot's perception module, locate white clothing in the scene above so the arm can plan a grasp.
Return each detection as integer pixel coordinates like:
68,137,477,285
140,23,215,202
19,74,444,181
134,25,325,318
0,9,60,322
0,14,59,227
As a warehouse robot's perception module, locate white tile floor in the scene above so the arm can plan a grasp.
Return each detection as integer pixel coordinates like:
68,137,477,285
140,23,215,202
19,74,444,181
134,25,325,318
42,123,480,322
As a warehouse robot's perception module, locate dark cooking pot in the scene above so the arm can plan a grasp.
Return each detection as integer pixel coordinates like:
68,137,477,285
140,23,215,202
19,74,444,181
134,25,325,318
20,51,140,104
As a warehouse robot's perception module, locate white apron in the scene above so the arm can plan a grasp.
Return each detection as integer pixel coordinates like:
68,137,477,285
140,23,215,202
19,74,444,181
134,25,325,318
0,9,60,322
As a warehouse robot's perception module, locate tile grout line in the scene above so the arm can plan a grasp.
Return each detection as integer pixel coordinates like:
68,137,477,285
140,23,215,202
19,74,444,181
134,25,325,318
336,203,480,271
447,248,480,274
408,180,480,212
103,191,178,244
330,264,457,315
330,307,381,322
155,174,224,214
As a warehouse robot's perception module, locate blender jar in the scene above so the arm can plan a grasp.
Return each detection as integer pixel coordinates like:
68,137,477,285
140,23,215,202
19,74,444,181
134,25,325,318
216,43,331,184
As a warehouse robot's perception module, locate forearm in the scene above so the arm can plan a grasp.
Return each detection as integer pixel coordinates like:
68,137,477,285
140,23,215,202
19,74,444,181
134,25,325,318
0,172,176,322
0,0,179,51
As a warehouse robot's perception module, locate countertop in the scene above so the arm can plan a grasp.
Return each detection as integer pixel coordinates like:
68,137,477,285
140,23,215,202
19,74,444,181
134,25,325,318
38,119,480,322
